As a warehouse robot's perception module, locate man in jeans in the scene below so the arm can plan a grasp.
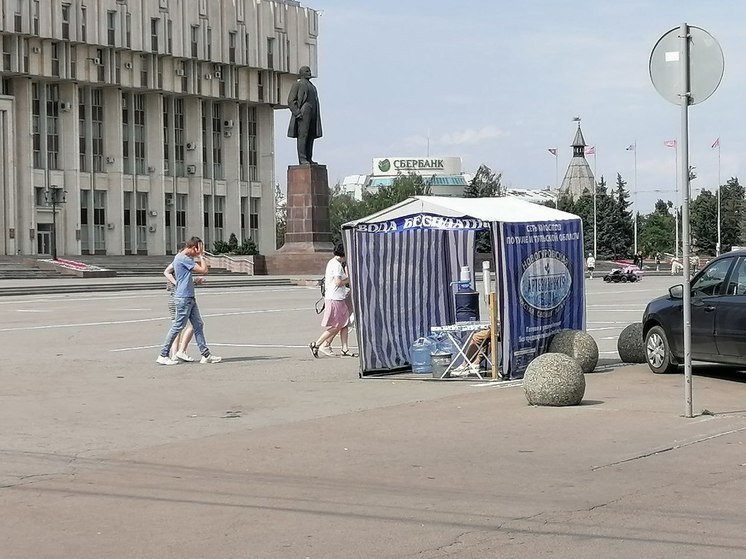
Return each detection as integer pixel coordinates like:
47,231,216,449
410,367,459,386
156,237,222,365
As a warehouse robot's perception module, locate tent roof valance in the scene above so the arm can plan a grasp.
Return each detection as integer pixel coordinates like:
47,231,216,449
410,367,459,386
343,196,579,229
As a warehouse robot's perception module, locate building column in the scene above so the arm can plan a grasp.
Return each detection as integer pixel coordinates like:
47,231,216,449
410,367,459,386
146,92,166,255
13,79,32,255
60,82,80,256
257,105,277,254
222,101,241,242
184,97,203,240
103,87,124,255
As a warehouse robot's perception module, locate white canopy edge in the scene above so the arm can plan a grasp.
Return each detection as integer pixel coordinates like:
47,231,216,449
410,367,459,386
342,195,579,228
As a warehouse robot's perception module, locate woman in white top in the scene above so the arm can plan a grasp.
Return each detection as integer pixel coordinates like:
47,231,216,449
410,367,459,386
310,244,353,357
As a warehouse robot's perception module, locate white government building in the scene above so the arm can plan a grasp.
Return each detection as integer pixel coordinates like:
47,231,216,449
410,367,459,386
0,0,319,257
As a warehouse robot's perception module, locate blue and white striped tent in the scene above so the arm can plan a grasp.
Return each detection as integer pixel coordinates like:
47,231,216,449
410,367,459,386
342,196,585,379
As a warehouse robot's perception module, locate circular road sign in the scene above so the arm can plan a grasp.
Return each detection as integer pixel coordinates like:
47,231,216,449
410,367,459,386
650,25,724,105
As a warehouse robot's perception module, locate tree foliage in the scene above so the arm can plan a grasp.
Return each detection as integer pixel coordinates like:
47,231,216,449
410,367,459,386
463,164,502,252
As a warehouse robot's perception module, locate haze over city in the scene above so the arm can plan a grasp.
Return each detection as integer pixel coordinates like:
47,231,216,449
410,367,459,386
275,0,746,212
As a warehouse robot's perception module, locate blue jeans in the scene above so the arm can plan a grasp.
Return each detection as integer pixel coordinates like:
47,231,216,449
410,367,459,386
160,297,210,357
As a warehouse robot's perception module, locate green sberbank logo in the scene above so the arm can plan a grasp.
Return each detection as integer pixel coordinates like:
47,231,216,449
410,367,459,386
378,159,391,172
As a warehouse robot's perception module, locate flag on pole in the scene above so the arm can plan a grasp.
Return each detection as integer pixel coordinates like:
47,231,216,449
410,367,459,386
664,139,677,148
547,148,557,156
584,146,595,155
711,137,720,149
625,144,635,151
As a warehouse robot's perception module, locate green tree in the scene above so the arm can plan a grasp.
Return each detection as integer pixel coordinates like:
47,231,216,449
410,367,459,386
463,164,502,252
690,190,717,255
720,177,745,250
361,172,431,215
275,183,287,249
328,184,368,246
638,199,675,256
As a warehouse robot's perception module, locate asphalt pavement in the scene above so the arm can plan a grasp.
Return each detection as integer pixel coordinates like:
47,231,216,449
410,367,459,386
1,276,745,558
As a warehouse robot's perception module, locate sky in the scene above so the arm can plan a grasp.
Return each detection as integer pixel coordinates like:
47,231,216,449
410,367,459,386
273,0,746,213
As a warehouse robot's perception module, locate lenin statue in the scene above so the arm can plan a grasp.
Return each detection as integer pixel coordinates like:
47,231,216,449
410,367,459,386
287,66,322,165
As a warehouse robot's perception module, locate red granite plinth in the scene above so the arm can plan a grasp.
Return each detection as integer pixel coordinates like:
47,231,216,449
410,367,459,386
265,164,334,275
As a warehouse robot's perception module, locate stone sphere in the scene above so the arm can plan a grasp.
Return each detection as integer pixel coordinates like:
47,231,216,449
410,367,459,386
523,353,586,406
548,330,599,373
617,322,646,363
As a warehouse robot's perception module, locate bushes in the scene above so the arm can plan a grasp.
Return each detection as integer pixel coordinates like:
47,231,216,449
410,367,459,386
212,233,259,255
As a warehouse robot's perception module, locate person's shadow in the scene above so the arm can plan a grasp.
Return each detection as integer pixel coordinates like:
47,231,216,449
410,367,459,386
218,356,289,364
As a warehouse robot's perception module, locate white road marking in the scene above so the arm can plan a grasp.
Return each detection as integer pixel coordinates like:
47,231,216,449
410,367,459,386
0,307,311,333
111,342,359,352
587,326,625,332
15,309,51,313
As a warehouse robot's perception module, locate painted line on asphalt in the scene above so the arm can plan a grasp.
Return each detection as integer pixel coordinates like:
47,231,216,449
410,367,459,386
110,342,339,352
0,307,311,333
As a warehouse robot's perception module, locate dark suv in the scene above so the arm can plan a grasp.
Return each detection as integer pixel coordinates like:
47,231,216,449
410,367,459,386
642,250,746,373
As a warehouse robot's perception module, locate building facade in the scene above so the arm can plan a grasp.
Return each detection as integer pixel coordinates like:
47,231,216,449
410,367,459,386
0,0,318,256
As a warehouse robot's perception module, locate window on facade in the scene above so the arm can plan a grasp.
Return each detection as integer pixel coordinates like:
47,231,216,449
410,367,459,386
244,33,250,65
151,18,159,53
140,54,148,87
32,1,39,35
167,19,172,54
15,0,22,33
201,101,208,177
70,44,77,78
163,97,171,176
62,4,71,39
214,196,224,242
257,71,264,102
176,194,187,245
2,36,12,70
91,88,103,172
203,194,211,246
96,48,104,81
123,191,132,254
107,11,116,46
207,27,212,59
136,192,147,252
80,6,87,42
134,94,145,175
34,186,46,207
93,190,106,253
126,13,131,48
122,94,130,173
80,189,90,253
31,83,41,167
46,84,60,169
78,89,87,171
191,25,199,58
248,106,257,181
51,42,59,77
267,38,274,69
22,38,29,72
229,32,236,64
174,98,185,176
249,197,259,242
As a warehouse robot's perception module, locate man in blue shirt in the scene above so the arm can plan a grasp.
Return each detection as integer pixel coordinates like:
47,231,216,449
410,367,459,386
157,237,222,365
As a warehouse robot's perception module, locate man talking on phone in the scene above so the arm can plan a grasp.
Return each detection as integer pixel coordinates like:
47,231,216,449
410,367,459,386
157,237,222,365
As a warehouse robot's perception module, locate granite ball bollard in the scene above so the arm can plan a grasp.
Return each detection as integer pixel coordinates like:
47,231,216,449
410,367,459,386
523,353,586,407
548,330,599,373
617,322,646,364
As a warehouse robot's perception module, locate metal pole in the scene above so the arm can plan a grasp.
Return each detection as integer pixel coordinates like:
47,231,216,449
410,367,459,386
593,151,597,259
674,146,679,259
633,140,638,254
51,194,57,260
717,143,721,256
679,23,693,418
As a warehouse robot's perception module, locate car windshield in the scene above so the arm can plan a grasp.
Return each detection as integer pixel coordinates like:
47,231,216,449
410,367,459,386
691,258,732,296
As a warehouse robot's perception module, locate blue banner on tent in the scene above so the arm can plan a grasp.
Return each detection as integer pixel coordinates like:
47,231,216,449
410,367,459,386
499,219,585,378
355,213,488,233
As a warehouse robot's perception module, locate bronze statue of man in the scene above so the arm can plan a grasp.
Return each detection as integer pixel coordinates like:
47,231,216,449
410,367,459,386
287,66,322,165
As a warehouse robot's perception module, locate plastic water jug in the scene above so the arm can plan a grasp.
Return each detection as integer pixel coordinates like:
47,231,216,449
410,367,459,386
458,265,471,291
410,337,435,374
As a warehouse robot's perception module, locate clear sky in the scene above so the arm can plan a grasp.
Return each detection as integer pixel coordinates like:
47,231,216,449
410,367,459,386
274,0,744,212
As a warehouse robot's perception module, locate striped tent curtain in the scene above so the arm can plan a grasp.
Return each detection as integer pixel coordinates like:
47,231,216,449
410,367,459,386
344,227,475,374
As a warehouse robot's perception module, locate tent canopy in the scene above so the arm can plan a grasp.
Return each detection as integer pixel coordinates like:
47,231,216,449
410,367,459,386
343,195,578,228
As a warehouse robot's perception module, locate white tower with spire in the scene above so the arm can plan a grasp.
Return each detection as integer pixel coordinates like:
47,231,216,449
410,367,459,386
559,119,596,199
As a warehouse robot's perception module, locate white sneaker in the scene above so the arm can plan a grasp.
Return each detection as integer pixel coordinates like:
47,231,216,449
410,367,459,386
174,351,194,362
156,355,179,365
200,354,222,364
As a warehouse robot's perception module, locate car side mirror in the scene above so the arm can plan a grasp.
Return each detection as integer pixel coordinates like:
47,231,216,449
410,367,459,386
669,284,684,299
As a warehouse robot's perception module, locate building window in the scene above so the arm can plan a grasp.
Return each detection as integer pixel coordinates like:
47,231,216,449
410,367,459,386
240,196,248,240
31,82,41,168
14,0,22,33
32,1,39,35
122,94,130,173
257,71,264,102
174,98,185,176
79,89,87,171
125,13,131,48
203,194,211,247
96,48,104,81
167,19,172,54
229,32,236,64
34,186,46,206
93,190,106,253
244,33,250,65
107,11,116,46
80,190,90,254
249,197,259,242
51,42,59,77
214,196,224,242
62,4,71,39
46,84,59,169
267,38,274,69
2,36,12,70
176,194,187,246
212,105,222,179
80,6,87,42
191,25,199,58
163,97,171,176
207,27,212,59
70,44,77,79
134,94,145,175
247,106,257,181
201,101,208,177
91,88,103,172
123,191,132,254
140,54,148,87
136,192,147,253
151,18,159,53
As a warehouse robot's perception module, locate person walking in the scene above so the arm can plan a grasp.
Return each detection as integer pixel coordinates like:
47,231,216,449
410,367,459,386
163,260,203,361
309,244,353,357
156,237,221,365
586,253,596,279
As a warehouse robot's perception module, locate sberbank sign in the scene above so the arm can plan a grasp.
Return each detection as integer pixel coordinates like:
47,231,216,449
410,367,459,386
377,158,445,173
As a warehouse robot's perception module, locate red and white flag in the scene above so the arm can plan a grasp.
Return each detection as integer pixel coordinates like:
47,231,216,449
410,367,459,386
625,144,635,151
664,139,677,148
711,137,720,149
547,148,557,156
584,146,595,155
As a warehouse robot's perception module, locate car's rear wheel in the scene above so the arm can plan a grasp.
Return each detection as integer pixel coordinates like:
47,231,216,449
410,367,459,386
620,275,628,283
645,325,678,374
604,275,611,282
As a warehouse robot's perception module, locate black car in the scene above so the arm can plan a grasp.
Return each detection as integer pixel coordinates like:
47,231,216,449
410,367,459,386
642,250,746,373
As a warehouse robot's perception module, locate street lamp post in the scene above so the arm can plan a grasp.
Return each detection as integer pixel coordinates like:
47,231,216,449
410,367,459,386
44,185,66,260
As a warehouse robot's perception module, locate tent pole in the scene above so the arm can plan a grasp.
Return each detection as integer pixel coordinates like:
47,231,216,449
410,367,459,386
489,292,498,380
